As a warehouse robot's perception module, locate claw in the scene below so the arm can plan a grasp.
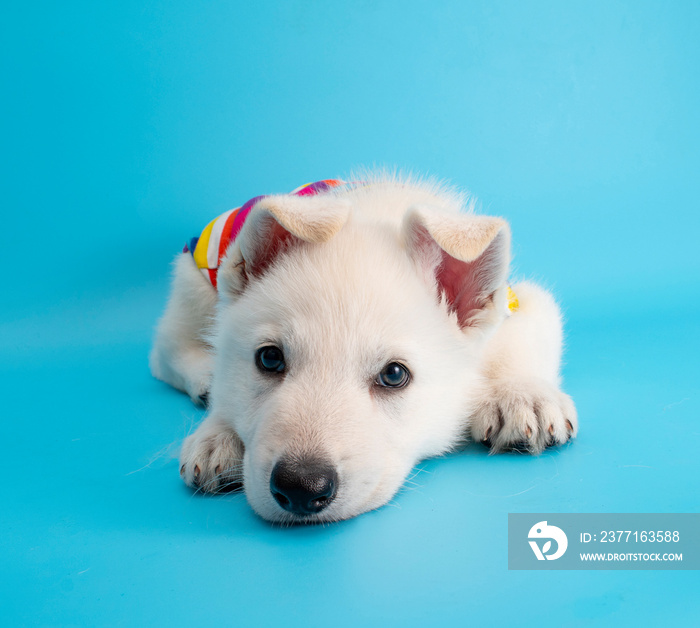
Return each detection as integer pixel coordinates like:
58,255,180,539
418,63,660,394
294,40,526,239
215,465,221,476
484,426,492,441
548,424,554,436
565,420,573,433
180,464,186,476
525,425,533,439
194,464,201,479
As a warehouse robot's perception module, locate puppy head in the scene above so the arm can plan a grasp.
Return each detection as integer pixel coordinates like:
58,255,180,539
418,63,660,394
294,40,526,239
211,189,510,523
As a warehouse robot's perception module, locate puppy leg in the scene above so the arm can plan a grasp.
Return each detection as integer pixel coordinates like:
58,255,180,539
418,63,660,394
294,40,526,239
150,253,217,405
469,281,578,453
179,413,245,493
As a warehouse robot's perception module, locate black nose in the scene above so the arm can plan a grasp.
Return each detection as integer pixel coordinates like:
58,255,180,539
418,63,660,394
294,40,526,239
270,458,338,516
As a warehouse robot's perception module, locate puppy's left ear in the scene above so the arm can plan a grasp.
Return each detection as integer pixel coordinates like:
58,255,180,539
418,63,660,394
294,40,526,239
218,193,351,297
403,205,511,329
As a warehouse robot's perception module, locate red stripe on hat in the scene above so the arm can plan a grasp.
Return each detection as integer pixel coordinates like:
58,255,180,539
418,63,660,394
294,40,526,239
218,208,240,265
208,268,218,289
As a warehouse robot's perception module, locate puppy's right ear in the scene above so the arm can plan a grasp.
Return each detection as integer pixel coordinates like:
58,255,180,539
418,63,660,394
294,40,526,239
218,194,351,297
403,205,511,329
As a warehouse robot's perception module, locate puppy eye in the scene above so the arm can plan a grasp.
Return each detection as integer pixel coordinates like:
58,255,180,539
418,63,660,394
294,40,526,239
376,362,410,388
256,346,286,374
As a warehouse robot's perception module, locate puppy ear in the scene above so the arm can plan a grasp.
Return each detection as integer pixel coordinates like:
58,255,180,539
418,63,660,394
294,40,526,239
218,193,351,296
403,205,511,328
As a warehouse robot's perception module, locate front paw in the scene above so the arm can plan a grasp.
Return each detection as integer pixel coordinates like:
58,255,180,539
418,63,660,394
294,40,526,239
470,378,578,454
179,419,244,493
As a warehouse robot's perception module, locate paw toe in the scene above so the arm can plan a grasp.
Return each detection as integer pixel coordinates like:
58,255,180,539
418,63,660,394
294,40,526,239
472,379,578,455
179,424,244,493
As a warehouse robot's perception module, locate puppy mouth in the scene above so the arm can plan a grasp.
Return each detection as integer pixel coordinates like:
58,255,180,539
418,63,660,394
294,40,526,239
272,509,336,526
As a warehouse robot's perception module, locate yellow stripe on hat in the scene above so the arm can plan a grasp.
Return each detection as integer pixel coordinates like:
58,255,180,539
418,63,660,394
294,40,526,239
193,217,217,269
507,286,519,313
290,182,312,194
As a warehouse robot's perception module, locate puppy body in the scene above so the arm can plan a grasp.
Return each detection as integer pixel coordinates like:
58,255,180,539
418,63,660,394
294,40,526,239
150,175,577,523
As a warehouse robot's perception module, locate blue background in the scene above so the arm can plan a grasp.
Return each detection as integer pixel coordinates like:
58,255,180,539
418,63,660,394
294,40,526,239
2,1,698,625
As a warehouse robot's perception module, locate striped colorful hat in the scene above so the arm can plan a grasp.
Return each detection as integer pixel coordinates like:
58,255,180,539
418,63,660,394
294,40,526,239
183,178,519,315
184,179,346,288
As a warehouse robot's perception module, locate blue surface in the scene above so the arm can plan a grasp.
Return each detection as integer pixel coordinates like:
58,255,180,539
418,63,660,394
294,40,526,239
2,2,699,625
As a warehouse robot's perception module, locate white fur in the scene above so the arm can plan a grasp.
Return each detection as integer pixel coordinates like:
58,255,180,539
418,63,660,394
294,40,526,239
150,173,578,523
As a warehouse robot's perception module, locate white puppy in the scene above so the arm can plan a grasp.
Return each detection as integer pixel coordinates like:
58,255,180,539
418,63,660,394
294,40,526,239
150,174,577,523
